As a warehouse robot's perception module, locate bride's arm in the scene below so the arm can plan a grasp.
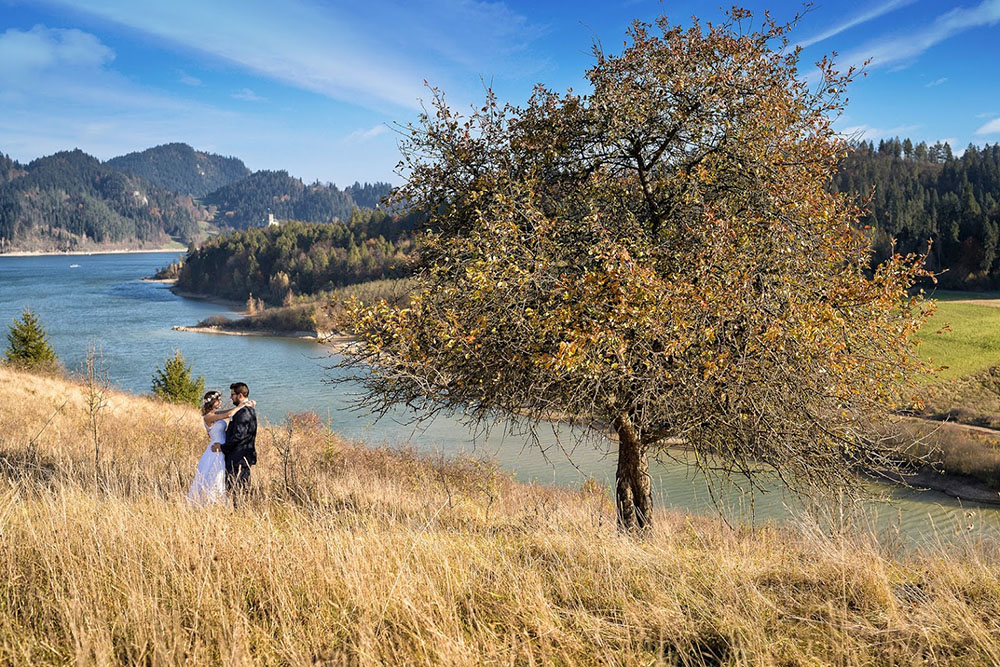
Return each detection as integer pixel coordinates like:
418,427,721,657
203,399,256,425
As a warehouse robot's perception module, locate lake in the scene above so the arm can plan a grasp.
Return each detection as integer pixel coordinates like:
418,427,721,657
1,251,998,544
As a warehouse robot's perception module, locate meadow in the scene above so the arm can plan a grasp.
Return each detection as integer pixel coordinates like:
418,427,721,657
915,291,1000,381
2,365,1000,664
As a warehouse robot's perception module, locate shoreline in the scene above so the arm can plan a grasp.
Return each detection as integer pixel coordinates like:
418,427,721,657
172,324,356,351
884,468,1000,506
0,247,186,258
168,285,248,313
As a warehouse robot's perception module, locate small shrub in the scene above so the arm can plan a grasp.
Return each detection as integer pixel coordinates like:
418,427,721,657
4,307,59,371
151,350,205,406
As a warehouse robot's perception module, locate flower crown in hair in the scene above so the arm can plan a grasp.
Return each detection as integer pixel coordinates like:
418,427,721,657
202,391,221,408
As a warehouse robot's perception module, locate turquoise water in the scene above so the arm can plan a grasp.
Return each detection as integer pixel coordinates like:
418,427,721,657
1,251,997,544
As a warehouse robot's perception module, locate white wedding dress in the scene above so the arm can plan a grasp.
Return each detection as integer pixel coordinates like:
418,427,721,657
186,418,227,505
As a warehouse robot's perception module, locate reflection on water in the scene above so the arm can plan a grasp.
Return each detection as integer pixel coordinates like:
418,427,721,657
1,251,999,546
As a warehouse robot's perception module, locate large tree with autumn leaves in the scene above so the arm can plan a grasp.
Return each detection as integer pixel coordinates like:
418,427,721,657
341,9,932,531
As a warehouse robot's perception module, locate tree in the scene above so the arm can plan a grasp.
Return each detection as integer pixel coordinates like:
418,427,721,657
5,308,58,370
341,9,932,531
152,350,205,406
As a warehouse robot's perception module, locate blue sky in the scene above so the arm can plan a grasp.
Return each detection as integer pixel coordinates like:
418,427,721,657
1,0,999,186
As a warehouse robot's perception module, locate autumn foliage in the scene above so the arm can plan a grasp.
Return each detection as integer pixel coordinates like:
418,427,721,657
343,9,933,530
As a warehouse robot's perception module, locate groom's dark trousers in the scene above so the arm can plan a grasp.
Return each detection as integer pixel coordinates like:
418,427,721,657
223,405,257,506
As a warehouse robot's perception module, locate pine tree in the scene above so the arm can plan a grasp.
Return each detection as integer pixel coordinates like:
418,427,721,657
4,308,58,369
152,350,205,406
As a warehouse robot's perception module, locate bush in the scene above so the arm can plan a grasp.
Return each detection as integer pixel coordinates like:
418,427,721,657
151,350,205,406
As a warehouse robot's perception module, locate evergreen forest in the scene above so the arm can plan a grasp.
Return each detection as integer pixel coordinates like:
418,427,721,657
175,208,416,303
0,149,204,251
106,143,250,197
834,139,1000,288
202,170,392,228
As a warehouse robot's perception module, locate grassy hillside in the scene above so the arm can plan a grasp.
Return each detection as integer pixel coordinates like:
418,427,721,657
1,365,1000,664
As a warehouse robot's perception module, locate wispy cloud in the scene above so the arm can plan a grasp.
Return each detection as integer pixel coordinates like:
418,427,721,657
977,118,1000,134
232,87,264,102
178,71,201,86
36,0,545,113
838,123,921,142
977,112,998,118
924,77,948,87
0,20,401,185
838,0,1000,72
796,0,917,49
344,124,389,143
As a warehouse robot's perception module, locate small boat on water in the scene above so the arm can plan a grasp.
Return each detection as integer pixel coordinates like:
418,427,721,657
69,264,80,268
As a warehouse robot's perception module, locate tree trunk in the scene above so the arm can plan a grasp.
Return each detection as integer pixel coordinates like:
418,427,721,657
614,413,653,533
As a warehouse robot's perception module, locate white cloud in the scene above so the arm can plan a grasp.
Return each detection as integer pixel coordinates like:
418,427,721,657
838,0,1000,72
36,0,546,113
977,112,998,118
0,25,114,77
924,77,948,87
976,118,1000,134
232,87,264,102
797,0,917,49
344,124,389,143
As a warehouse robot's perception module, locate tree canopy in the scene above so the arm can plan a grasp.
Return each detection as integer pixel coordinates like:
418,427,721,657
342,9,932,531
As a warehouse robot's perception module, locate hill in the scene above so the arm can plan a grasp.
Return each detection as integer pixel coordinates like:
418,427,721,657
106,142,250,197
0,149,206,252
202,170,392,228
1,363,999,664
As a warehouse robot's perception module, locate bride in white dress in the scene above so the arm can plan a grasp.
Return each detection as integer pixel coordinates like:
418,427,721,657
186,389,256,505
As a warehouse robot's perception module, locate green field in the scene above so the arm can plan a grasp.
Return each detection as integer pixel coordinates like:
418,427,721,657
915,291,1000,381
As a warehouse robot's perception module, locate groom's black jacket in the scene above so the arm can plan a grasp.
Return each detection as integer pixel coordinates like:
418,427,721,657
223,405,257,468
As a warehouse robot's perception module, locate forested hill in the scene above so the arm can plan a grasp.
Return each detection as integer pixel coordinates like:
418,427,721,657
835,139,1000,288
0,149,206,252
106,143,249,197
175,209,415,303
0,152,24,184
202,170,393,228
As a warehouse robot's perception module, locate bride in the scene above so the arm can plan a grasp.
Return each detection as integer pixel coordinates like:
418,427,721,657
186,389,256,505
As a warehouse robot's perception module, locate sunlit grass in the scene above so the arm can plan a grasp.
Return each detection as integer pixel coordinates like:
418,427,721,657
916,293,1000,381
2,365,1000,664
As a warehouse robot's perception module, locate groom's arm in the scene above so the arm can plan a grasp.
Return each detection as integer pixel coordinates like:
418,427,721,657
223,410,249,453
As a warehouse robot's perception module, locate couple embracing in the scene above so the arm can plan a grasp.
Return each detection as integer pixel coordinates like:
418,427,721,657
186,382,258,506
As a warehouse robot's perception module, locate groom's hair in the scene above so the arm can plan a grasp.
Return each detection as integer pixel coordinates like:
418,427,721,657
230,382,250,398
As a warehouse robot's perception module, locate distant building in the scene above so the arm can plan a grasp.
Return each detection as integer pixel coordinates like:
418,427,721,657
267,212,278,227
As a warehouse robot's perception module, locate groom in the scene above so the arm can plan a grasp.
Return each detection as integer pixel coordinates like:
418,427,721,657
223,381,257,505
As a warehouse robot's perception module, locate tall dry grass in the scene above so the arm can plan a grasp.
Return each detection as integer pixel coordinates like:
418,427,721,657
2,364,1000,664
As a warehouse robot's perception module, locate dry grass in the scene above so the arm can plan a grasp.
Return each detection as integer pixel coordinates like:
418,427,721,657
897,419,1000,489
2,365,1000,665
